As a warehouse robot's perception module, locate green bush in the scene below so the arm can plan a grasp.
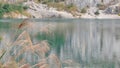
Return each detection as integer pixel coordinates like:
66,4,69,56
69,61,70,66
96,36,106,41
0,9,5,18
94,10,100,15
2,4,13,13
81,8,87,13
0,3,28,18
0,36,2,41
65,4,78,12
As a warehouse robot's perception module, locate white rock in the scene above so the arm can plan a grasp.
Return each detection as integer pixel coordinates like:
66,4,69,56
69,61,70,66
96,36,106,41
24,1,74,18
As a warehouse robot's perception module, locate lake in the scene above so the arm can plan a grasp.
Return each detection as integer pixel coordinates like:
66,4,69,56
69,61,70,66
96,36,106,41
0,18,120,68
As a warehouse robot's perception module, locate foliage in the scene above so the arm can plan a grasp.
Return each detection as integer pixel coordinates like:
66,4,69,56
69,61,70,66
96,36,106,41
47,2,78,12
118,13,120,16
37,0,65,3
81,8,87,13
0,36,2,41
38,0,53,4
47,2,65,11
94,10,100,15
65,4,78,12
0,3,28,18
97,3,106,10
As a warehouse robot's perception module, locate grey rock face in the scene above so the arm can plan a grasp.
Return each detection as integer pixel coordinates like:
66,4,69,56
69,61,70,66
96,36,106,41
24,1,74,18
104,4,120,14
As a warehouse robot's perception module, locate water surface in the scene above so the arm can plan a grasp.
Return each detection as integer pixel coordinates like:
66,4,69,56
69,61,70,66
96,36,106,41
0,19,120,68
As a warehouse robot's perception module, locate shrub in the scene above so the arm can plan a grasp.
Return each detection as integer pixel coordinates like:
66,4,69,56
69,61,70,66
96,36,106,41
118,13,120,16
2,4,13,13
0,36,2,41
41,0,52,4
81,8,87,13
97,3,106,10
65,4,78,12
47,2,65,11
47,2,78,13
94,10,100,15
0,3,28,18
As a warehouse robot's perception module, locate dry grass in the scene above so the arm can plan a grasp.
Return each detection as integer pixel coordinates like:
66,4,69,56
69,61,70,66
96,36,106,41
19,64,31,68
21,11,32,18
118,13,120,16
47,2,78,14
17,19,36,30
32,59,49,68
49,54,61,68
3,61,18,68
0,30,60,68
12,31,50,59
47,2,65,11
4,10,30,18
97,3,107,10
3,11,28,18
0,62,3,68
0,21,70,68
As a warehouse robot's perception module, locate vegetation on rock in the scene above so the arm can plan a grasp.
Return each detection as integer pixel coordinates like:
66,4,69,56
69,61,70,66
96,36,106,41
97,3,106,10
118,13,120,16
94,10,100,15
0,3,28,18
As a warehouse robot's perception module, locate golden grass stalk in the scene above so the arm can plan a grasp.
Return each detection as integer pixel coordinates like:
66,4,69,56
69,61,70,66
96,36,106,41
17,19,36,31
63,59,74,65
3,61,18,68
49,54,61,68
19,63,31,68
32,59,49,68
0,62,3,68
40,40,50,53
12,31,50,59
39,64,49,68
32,60,46,67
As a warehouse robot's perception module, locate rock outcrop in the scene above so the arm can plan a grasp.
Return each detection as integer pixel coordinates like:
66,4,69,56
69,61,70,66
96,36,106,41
24,1,74,18
104,3,120,14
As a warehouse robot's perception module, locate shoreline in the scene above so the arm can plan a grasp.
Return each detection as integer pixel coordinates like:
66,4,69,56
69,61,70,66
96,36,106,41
1,1,120,19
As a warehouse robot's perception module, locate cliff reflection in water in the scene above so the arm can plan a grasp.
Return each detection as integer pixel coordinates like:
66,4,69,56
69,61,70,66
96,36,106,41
0,19,120,68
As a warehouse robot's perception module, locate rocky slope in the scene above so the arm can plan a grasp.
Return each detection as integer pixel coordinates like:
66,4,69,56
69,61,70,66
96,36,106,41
18,1,120,19
23,1,74,18
2,1,120,19
81,3,120,19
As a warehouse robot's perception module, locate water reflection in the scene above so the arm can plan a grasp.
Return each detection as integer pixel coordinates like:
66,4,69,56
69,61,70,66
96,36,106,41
0,19,120,68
